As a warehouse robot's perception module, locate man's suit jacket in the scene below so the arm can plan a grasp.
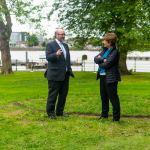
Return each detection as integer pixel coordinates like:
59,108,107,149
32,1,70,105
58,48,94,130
94,47,121,83
45,40,74,81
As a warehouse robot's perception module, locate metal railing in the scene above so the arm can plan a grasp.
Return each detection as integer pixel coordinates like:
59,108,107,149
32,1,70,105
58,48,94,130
7,58,150,73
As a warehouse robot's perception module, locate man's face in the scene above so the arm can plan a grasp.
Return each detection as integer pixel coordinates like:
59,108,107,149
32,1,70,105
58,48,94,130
56,29,65,42
102,39,111,48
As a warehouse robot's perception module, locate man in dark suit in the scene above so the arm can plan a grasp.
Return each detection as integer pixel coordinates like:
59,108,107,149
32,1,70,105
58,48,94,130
94,32,121,121
45,28,74,119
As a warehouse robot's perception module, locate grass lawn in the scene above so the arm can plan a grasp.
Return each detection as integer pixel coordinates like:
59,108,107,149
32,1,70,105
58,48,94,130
0,72,150,150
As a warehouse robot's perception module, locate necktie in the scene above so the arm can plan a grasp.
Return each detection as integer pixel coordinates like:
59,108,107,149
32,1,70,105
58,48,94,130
59,42,67,71
59,42,66,59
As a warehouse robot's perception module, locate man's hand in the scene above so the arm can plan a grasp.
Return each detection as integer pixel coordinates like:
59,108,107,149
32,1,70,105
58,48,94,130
103,59,107,62
97,55,101,58
56,49,63,56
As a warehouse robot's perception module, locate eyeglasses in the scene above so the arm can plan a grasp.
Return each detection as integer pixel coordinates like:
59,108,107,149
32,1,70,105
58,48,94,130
57,34,65,36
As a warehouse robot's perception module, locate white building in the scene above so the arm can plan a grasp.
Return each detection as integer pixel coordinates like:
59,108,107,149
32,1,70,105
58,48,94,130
10,32,27,47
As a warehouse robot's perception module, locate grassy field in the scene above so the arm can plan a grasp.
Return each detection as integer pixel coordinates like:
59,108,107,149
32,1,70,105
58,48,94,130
0,72,150,150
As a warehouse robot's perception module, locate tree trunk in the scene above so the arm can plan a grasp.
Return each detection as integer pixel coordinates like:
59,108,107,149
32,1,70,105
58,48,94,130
119,51,131,75
0,39,13,74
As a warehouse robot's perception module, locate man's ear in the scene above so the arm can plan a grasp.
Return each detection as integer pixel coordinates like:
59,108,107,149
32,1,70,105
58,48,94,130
54,31,57,38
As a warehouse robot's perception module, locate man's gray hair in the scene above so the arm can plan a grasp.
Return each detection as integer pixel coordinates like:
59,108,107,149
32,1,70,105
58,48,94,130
55,27,64,35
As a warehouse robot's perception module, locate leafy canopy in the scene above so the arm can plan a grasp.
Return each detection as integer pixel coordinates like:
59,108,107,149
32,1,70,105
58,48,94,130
0,0,47,34
50,0,150,51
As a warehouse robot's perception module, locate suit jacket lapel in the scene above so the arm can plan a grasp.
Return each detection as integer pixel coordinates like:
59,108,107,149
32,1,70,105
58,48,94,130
54,41,61,51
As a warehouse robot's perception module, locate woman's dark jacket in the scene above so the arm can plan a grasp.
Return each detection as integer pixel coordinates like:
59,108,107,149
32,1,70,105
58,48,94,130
94,47,121,83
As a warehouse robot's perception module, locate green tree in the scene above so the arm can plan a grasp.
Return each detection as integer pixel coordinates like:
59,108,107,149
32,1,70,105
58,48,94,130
73,36,87,49
0,0,46,74
49,0,150,74
87,37,101,47
27,34,39,47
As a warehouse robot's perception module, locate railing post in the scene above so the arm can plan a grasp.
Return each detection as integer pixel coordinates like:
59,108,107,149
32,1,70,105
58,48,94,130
134,57,136,72
15,59,18,71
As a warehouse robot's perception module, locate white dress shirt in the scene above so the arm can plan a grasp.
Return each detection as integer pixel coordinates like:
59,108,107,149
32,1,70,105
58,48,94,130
55,39,66,59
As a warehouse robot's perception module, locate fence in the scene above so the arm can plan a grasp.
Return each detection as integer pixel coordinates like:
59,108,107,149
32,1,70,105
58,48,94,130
10,58,150,72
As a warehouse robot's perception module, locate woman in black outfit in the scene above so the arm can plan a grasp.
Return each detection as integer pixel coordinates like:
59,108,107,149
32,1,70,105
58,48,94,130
94,32,121,121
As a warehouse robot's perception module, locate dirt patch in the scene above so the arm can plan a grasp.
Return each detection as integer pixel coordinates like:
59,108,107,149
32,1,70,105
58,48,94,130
12,102,150,119
17,120,32,125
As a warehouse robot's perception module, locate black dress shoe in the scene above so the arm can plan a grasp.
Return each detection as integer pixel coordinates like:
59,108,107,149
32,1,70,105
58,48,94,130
112,119,120,122
98,116,108,120
48,113,57,119
56,113,69,117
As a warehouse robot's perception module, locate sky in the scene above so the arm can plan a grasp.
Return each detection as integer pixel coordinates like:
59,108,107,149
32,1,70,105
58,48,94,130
11,0,59,38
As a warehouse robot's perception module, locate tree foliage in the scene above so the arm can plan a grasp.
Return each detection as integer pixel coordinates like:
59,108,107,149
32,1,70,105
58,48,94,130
0,0,47,74
27,33,39,47
50,0,150,73
72,36,87,49
50,0,150,49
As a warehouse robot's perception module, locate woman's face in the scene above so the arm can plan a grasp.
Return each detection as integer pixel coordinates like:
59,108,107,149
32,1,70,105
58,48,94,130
102,39,111,48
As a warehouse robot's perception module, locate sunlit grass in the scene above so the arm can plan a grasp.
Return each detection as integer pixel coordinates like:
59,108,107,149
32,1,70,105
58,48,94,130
0,72,150,149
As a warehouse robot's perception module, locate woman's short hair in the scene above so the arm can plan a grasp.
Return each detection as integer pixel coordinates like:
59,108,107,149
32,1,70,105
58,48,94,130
102,32,118,46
